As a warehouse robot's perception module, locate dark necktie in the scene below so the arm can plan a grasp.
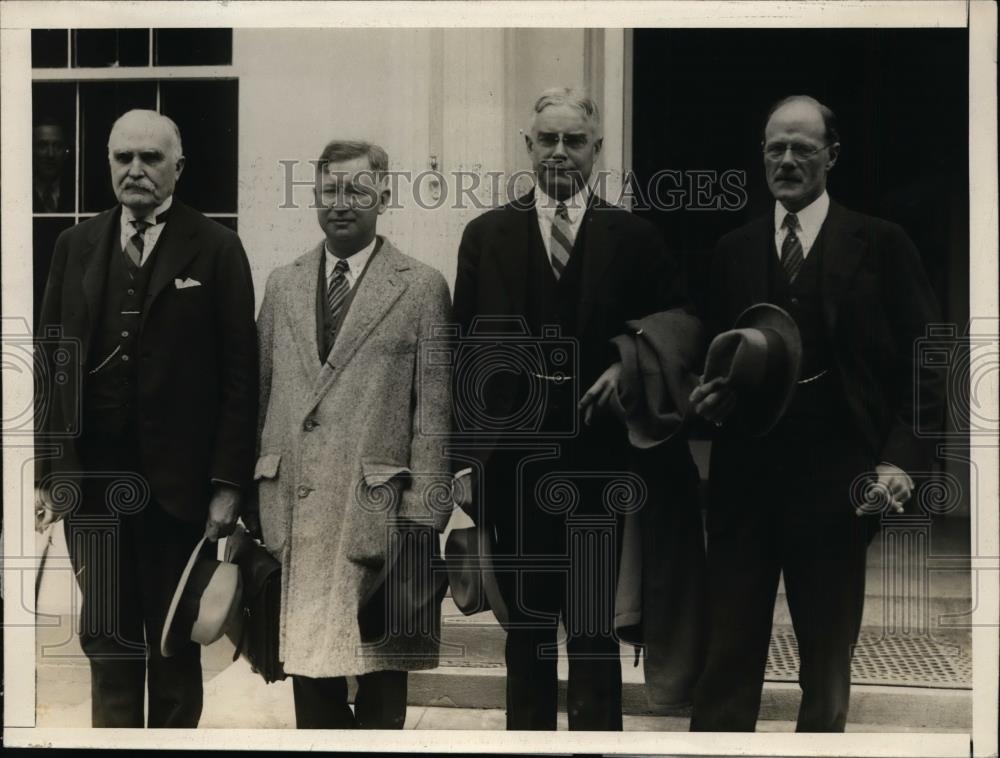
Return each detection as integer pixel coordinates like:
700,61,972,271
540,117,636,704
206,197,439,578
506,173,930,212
549,202,574,280
781,212,804,283
125,219,151,268
327,258,351,342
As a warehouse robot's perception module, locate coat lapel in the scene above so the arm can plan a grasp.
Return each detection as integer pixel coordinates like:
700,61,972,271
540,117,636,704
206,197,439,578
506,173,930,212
285,243,326,380
310,239,409,405
492,194,537,320
141,201,202,331
577,196,618,335
736,215,772,318
818,201,867,333
80,208,120,356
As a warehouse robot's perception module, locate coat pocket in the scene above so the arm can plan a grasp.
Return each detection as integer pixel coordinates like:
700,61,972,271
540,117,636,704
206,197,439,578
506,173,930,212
254,453,282,481
254,453,286,558
361,461,411,487
346,461,413,567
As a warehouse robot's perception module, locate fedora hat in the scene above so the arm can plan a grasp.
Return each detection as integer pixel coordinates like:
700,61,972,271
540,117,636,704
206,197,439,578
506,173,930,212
445,520,510,629
703,303,802,435
161,537,243,658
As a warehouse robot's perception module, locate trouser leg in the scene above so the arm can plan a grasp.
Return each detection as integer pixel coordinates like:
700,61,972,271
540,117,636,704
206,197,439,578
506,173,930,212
354,669,408,729
690,505,782,732
65,515,146,728
784,511,872,732
292,675,354,728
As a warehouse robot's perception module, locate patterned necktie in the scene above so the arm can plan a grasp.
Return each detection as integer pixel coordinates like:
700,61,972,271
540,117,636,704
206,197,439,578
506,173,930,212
327,258,351,336
125,219,151,268
549,202,574,280
781,212,804,283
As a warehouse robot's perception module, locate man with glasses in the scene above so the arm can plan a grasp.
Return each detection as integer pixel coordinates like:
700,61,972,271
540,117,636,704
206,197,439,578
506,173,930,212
249,141,452,728
688,95,943,731
452,88,695,730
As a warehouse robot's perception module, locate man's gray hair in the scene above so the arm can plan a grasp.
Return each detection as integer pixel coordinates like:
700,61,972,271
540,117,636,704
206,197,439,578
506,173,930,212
316,140,389,182
108,109,184,163
531,87,602,135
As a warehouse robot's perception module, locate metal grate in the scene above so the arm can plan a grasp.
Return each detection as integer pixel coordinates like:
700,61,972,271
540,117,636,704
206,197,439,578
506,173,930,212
766,630,972,688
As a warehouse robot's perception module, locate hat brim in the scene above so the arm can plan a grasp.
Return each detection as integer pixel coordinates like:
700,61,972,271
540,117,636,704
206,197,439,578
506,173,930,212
732,303,803,435
444,523,510,628
161,536,207,658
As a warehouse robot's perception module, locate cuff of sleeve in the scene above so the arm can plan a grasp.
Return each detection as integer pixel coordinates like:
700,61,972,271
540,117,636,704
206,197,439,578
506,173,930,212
211,478,241,490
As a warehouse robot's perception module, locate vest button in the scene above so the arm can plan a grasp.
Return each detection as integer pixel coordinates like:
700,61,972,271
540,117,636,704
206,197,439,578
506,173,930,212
303,419,318,431
127,288,135,296
296,485,311,498
121,331,129,338
121,355,130,362
790,297,800,306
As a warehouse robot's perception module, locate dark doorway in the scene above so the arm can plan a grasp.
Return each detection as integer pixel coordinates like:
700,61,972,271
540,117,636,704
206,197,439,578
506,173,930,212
631,28,969,326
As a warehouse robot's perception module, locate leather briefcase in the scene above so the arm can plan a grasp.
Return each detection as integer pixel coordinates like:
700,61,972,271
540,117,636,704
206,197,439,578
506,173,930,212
224,524,286,683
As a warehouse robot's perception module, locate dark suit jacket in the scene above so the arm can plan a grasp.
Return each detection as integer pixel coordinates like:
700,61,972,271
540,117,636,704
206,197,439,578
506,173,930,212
703,199,944,476
35,200,258,523
453,191,689,471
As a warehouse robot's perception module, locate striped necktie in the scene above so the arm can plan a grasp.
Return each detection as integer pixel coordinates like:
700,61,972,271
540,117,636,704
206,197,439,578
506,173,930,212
327,258,351,342
549,202,574,280
125,219,151,268
781,212,804,283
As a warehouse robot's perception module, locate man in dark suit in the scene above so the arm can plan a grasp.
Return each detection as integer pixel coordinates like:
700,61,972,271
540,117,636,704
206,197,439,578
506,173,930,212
452,88,696,730
34,109,257,727
33,117,74,213
688,95,944,731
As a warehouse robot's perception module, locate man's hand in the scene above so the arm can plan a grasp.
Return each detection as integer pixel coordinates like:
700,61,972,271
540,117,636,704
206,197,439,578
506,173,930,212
578,362,623,426
34,485,61,533
689,376,738,427
864,462,913,516
205,483,241,542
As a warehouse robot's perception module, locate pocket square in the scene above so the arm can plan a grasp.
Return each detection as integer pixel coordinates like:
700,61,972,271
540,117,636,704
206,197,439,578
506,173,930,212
175,277,202,289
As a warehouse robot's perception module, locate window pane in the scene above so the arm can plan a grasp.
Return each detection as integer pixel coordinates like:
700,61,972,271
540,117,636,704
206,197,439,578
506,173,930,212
32,83,77,213
74,29,149,68
79,81,157,212
154,29,232,66
32,30,69,68
34,218,75,326
160,80,238,213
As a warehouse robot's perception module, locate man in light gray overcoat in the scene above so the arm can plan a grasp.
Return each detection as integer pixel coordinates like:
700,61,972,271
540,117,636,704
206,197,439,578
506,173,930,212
250,140,453,729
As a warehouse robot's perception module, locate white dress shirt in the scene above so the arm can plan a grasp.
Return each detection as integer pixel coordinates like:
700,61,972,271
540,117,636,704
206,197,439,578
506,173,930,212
324,236,378,291
535,182,591,260
120,195,173,266
774,190,830,260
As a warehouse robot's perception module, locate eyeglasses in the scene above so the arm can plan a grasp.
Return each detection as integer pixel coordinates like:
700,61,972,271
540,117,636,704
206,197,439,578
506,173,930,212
534,132,590,150
317,186,379,209
762,142,837,161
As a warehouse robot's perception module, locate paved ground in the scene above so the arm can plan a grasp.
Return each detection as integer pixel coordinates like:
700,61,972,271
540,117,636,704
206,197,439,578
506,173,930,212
30,515,973,732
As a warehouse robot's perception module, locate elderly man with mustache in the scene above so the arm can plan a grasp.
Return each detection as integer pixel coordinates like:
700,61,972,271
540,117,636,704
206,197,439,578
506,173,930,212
34,108,257,727
688,95,944,732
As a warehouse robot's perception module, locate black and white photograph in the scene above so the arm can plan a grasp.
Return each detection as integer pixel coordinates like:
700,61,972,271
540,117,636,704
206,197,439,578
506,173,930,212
2,2,997,755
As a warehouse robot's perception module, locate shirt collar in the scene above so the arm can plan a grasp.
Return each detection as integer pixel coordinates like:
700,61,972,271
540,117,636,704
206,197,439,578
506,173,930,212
325,235,378,279
122,194,173,227
535,180,592,224
775,190,830,236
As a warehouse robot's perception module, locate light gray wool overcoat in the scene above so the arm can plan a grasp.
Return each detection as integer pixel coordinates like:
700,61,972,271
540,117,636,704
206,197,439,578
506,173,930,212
255,237,453,678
